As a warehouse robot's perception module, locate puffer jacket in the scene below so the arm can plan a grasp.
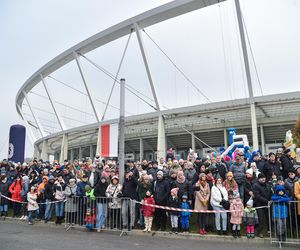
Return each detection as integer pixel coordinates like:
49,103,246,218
230,198,244,224
142,196,155,217
271,186,291,219
9,179,22,202
210,185,228,208
106,183,122,209
27,192,39,211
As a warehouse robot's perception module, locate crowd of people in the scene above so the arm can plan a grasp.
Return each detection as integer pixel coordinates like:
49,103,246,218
0,147,300,240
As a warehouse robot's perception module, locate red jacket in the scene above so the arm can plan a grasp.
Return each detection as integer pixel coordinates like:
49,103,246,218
9,180,22,202
142,196,155,217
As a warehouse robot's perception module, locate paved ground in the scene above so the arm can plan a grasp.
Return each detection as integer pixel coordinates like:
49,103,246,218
0,220,298,250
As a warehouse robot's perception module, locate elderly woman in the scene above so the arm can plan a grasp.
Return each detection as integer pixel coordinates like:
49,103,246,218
64,178,78,226
211,177,229,235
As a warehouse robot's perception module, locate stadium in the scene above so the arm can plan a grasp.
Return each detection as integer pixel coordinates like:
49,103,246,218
15,0,300,162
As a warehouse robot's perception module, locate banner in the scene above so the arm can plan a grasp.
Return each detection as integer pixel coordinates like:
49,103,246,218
101,123,118,157
8,124,26,163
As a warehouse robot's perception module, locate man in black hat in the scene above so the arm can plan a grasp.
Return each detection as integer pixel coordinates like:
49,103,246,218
252,173,272,238
280,149,294,179
264,152,282,182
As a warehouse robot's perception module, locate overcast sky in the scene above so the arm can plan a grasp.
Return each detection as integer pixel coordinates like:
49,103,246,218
0,0,300,160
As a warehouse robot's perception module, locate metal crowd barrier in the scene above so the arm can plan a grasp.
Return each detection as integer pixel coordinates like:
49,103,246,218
269,200,300,248
64,196,133,235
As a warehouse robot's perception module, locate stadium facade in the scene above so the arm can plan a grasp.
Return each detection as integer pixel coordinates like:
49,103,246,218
15,0,300,162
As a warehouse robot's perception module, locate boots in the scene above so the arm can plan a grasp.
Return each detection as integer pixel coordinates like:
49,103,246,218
232,230,237,238
55,217,59,225
236,230,241,238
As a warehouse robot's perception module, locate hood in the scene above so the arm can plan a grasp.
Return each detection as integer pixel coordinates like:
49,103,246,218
275,185,286,195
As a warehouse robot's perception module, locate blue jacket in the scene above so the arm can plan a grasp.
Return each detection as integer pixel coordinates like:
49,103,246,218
181,201,191,217
271,185,291,219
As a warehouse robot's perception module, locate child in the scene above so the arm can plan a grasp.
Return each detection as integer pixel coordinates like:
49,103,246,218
243,198,258,238
142,190,155,232
167,188,180,234
271,185,291,242
85,208,95,230
180,194,191,233
27,186,39,225
230,192,244,238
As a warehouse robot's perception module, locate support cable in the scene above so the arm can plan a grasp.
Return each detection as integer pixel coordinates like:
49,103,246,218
102,32,132,121
142,29,211,103
79,54,158,110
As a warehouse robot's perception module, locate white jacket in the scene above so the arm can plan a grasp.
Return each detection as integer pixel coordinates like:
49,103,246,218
210,185,228,208
27,192,39,211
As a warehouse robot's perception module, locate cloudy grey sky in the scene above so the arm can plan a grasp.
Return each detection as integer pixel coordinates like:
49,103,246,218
0,0,300,160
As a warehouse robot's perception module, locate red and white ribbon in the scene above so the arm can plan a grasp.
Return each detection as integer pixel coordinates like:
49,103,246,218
134,200,268,213
0,193,67,205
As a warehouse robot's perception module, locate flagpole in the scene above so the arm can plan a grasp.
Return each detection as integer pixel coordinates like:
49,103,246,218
118,78,125,184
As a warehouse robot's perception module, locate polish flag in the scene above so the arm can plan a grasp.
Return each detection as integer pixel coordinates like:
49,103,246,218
101,123,118,157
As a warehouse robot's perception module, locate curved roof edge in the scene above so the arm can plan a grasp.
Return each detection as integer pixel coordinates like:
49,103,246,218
15,0,225,117
33,90,300,146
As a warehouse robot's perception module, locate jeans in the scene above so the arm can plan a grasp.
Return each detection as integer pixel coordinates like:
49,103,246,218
238,184,244,201
45,199,53,220
0,204,8,213
213,206,227,231
170,215,179,228
55,201,64,217
28,209,39,223
121,199,136,228
96,202,107,229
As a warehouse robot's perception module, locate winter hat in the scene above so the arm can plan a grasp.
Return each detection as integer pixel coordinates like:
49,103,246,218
269,152,275,158
170,188,178,196
246,198,253,207
294,165,300,171
48,175,55,181
287,168,296,174
111,175,119,181
182,194,188,200
246,168,253,176
233,191,240,198
157,170,164,177
277,176,284,181
227,171,233,177
258,173,266,179
275,185,285,194
85,185,91,192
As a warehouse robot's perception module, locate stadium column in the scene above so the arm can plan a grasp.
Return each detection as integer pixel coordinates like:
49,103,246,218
234,0,259,151
139,138,144,161
224,128,228,148
59,134,68,163
260,125,265,155
41,140,48,161
191,131,196,151
96,126,102,157
33,144,40,159
157,115,166,162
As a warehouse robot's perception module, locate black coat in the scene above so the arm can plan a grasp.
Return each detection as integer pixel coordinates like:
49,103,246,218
280,155,294,179
154,179,170,205
170,180,193,201
0,181,10,205
252,181,272,207
264,160,282,181
94,180,108,203
215,162,228,180
122,176,138,200
167,196,180,215
44,182,54,201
